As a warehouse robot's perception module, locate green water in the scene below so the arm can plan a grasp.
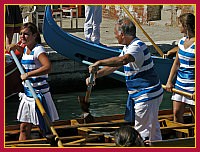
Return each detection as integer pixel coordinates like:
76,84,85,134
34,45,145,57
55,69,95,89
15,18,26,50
5,87,173,125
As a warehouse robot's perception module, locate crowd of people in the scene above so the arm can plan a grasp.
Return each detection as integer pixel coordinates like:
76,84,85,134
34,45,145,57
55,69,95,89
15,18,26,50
5,5,195,146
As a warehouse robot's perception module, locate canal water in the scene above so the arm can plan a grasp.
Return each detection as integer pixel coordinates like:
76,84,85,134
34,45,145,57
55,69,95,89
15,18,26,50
5,87,173,125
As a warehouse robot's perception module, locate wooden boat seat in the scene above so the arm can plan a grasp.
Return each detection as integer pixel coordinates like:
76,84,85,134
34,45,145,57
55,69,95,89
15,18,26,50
160,119,195,138
5,118,194,138
5,119,129,139
149,137,195,147
5,109,195,147
5,127,195,147
5,127,40,136
6,137,195,147
5,142,116,147
5,135,101,146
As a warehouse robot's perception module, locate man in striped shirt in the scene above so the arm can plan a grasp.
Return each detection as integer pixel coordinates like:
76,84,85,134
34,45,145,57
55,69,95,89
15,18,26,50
87,18,163,141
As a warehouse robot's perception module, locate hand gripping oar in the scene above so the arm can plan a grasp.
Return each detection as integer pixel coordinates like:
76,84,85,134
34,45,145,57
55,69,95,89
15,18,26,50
81,61,194,100
85,73,95,103
162,85,194,100
10,50,64,147
121,5,164,58
78,72,95,123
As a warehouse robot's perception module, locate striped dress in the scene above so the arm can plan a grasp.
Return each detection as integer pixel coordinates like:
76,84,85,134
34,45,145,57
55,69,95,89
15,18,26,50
17,44,59,130
172,36,195,105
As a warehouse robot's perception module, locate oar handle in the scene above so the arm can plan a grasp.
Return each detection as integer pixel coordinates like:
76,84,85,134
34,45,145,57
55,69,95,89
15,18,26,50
121,5,164,57
162,85,193,99
82,60,125,76
10,50,64,147
85,73,95,103
82,60,125,103
10,50,38,99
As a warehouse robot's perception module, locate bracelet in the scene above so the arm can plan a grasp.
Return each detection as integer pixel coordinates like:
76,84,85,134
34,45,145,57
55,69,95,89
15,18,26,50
26,72,29,78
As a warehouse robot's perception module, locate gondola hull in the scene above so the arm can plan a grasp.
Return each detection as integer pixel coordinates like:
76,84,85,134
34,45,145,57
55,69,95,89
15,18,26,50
43,6,174,84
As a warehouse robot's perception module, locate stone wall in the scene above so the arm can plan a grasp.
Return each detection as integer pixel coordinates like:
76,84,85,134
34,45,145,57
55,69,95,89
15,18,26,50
102,5,195,26
19,5,195,27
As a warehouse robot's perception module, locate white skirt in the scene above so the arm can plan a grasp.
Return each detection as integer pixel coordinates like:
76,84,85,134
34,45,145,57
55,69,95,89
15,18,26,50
171,93,195,106
17,92,59,125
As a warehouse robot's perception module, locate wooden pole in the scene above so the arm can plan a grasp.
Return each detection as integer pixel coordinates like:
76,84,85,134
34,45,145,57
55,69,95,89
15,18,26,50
162,85,193,99
121,5,164,57
10,50,64,147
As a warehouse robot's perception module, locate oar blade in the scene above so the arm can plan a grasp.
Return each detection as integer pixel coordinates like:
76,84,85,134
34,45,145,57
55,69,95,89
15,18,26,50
78,96,90,113
78,96,94,123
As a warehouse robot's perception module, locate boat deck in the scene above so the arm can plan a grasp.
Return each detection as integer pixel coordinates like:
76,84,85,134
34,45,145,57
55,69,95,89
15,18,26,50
5,109,195,147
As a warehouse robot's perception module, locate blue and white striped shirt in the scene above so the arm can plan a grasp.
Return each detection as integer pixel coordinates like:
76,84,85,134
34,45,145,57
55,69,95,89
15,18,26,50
175,37,195,94
120,37,163,103
21,44,49,96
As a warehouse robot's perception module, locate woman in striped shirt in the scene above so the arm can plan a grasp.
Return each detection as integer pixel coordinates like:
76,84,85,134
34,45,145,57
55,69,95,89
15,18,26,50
166,13,195,123
8,22,59,140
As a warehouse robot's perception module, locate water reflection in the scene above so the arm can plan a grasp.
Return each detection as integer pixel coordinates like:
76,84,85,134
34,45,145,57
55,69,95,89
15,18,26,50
53,87,128,120
5,87,172,125
52,88,172,120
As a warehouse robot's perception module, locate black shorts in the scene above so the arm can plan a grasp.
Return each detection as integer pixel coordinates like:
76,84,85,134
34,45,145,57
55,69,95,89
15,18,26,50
5,5,23,31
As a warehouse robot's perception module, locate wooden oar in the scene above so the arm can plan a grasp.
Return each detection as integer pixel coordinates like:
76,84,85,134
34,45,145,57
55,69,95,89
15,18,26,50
162,85,194,99
121,5,164,58
78,71,95,122
82,61,193,100
10,50,64,147
85,73,95,102
66,136,99,145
